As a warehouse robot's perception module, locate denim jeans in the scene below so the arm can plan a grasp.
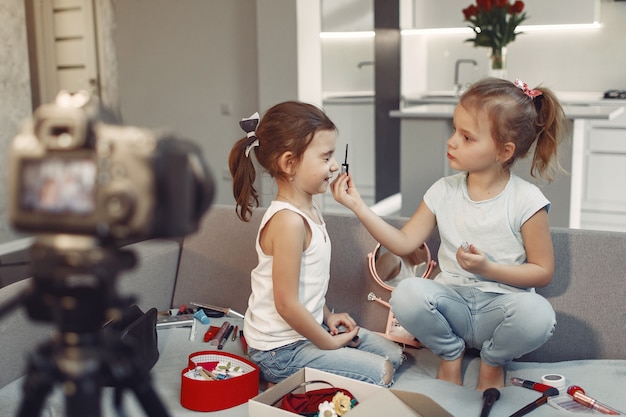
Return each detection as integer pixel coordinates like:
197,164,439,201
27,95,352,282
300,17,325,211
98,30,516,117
390,278,556,367
247,327,404,386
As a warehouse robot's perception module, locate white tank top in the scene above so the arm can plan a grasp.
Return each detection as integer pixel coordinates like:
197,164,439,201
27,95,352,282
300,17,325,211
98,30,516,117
243,201,331,351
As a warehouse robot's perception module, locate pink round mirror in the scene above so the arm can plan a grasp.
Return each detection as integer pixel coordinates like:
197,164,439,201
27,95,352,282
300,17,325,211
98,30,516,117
367,243,437,292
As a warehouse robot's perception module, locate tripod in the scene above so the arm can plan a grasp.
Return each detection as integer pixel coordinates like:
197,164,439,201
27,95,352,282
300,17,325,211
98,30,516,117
0,234,171,417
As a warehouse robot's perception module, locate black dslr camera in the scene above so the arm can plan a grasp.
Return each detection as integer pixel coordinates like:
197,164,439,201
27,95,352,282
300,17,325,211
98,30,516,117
9,91,214,240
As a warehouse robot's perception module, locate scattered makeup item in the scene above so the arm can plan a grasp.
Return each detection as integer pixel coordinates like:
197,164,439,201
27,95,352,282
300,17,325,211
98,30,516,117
232,325,238,341
219,325,235,350
510,377,554,393
191,302,244,319
567,385,622,415
156,314,194,329
193,309,210,324
509,387,559,417
480,388,500,417
203,325,220,343
547,394,594,413
189,319,197,341
541,374,566,391
239,330,248,355
177,304,194,315
211,322,231,346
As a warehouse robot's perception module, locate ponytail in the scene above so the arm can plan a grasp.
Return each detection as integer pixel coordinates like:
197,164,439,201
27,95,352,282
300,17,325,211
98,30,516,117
228,137,258,221
530,88,569,182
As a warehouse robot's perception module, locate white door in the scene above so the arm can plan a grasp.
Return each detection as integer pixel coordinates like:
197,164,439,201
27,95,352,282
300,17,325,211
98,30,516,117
30,0,99,105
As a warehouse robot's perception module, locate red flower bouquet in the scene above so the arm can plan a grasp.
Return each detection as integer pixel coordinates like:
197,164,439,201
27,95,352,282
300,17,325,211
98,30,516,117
462,0,527,70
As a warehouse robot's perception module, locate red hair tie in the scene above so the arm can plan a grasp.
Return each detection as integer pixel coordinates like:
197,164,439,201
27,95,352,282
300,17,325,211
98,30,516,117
514,79,543,99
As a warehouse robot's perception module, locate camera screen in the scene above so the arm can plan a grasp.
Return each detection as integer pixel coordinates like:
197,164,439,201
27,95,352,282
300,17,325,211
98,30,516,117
19,157,97,215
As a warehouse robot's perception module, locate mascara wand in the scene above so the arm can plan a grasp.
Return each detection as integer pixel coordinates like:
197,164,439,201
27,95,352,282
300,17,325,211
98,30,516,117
341,144,349,174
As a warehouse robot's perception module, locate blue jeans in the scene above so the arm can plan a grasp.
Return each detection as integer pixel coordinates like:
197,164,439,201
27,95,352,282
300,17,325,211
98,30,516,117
247,328,404,386
390,278,556,367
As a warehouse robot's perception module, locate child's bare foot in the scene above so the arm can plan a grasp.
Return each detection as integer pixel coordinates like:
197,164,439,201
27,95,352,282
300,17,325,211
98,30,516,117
437,356,463,386
477,360,504,391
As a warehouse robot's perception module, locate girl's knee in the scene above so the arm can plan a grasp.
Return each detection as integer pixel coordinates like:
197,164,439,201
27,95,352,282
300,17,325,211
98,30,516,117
507,294,556,343
515,294,556,329
390,279,430,314
381,359,395,386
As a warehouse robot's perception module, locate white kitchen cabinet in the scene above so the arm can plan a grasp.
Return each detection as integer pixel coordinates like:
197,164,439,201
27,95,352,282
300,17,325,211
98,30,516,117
580,111,626,232
321,0,373,32
319,100,375,213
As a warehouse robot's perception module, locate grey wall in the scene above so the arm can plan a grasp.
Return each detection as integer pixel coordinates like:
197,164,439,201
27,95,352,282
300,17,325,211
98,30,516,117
112,0,259,208
0,0,32,244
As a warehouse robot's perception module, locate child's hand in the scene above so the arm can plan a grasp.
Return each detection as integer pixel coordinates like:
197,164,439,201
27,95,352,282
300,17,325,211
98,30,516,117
326,311,357,335
331,327,361,348
456,242,489,274
326,311,361,348
330,173,364,212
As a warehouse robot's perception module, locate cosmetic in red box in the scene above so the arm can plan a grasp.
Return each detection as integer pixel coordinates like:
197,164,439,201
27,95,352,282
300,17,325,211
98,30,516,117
181,351,259,411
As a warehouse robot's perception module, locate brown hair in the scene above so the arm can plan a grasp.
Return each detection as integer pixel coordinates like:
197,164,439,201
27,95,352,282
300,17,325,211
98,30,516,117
460,77,569,182
228,101,336,221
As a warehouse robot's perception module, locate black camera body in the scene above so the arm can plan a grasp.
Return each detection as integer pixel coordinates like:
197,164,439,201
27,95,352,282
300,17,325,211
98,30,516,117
9,92,214,240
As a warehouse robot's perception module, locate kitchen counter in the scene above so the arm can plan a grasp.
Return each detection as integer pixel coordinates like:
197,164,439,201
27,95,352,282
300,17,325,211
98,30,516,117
391,103,625,121
403,91,626,107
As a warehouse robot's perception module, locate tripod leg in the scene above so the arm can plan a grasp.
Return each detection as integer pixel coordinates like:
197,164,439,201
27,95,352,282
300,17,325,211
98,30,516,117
17,345,56,417
125,373,172,417
106,350,170,417
64,374,103,417
102,341,171,417
107,376,171,417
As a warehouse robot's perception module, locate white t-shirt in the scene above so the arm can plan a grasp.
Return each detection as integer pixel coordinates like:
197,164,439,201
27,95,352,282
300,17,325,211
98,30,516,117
243,201,331,351
424,172,550,294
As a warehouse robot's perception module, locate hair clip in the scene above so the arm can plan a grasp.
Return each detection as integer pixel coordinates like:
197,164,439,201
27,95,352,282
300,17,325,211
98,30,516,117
239,112,260,157
514,79,543,99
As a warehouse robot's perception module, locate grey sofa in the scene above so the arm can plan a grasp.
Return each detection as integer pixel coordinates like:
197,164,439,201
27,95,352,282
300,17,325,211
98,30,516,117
0,204,624,416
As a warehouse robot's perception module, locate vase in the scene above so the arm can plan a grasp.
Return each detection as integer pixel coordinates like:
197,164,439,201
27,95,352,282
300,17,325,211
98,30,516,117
489,47,507,79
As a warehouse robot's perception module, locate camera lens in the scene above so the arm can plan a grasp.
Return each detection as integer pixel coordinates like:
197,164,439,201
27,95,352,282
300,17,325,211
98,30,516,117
105,193,134,222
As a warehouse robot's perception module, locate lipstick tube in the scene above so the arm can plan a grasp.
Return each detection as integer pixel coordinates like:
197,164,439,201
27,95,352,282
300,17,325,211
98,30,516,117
510,377,553,393
567,386,622,415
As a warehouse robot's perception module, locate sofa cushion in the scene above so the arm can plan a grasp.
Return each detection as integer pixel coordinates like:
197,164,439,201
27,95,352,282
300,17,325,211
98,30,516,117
524,227,626,362
117,238,182,312
173,205,260,315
